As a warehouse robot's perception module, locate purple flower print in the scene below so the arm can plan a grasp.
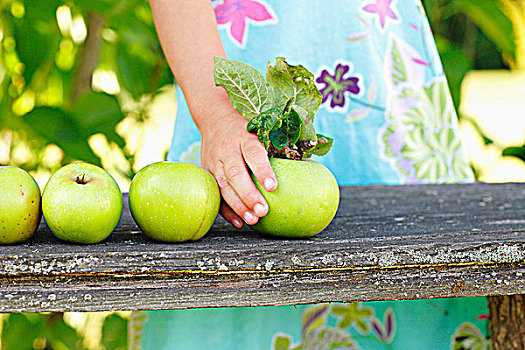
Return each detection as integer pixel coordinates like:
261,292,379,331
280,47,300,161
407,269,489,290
214,0,277,48
316,63,360,109
362,0,398,29
370,308,396,344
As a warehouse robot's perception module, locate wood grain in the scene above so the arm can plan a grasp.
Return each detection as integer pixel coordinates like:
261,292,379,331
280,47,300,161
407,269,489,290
0,182,524,312
488,294,525,349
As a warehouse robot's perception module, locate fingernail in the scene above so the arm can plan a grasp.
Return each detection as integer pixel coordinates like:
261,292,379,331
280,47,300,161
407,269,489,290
264,178,276,191
243,211,255,223
253,203,267,217
232,218,243,228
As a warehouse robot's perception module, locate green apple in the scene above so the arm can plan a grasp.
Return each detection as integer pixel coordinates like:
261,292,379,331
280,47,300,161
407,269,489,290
251,157,340,238
129,162,220,242
0,166,41,244
42,163,123,244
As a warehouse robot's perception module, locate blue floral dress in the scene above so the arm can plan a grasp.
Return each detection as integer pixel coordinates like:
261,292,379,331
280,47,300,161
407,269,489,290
141,1,489,348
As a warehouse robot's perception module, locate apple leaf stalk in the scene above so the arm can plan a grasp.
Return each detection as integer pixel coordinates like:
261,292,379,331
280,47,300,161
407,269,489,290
214,57,333,160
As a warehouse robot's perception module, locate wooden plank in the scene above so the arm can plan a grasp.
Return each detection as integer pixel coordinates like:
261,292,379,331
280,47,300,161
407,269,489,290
0,182,524,312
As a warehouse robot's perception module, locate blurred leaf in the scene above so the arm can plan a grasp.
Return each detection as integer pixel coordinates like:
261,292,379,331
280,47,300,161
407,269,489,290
74,0,117,14
72,91,125,147
12,0,61,83
454,0,516,59
109,0,158,37
1,313,45,350
503,145,525,163
23,107,101,165
45,314,83,350
101,314,128,350
115,38,153,98
24,0,62,20
473,30,508,69
13,20,55,83
113,9,170,98
435,36,473,110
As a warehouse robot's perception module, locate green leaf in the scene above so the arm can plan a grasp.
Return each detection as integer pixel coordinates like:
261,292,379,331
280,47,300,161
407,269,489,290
1,314,45,350
300,123,317,143
23,107,101,165
454,0,516,59
72,92,125,147
247,105,284,148
269,108,302,150
503,145,525,163
304,134,333,158
266,57,322,119
293,105,317,141
221,57,332,159
214,57,274,119
101,314,128,350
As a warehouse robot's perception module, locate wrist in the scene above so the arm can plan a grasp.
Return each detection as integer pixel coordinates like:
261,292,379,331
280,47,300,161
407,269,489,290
190,89,247,137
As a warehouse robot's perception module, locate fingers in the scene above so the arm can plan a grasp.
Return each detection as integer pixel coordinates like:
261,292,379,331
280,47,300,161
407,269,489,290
219,158,268,223
213,163,260,226
241,138,278,192
219,201,244,229
200,116,276,229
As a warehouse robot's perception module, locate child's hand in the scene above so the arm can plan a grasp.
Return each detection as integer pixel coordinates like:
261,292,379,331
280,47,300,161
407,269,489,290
200,108,278,229
150,0,277,228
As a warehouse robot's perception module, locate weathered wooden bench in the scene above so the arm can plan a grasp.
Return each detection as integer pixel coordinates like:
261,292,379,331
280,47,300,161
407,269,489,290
1,183,524,348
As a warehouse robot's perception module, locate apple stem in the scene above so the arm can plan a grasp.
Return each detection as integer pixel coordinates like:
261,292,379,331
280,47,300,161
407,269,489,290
76,174,88,185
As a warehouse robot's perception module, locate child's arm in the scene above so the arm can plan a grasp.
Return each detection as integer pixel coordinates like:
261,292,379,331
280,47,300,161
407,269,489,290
150,0,277,228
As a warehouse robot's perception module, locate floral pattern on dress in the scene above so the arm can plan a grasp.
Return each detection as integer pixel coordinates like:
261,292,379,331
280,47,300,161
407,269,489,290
450,322,490,350
331,302,373,333
360,0,400,32
128,311,148,349
272,303,396,350
346,74,382,123
315,60,364,114
379,34,473,183
213,0,278,48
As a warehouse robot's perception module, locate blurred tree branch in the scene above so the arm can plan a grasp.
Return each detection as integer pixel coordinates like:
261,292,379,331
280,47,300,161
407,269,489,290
71,13,105,104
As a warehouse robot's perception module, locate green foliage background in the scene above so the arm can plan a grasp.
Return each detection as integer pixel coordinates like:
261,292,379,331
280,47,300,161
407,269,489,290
0,0,524,348
0,0,172,179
